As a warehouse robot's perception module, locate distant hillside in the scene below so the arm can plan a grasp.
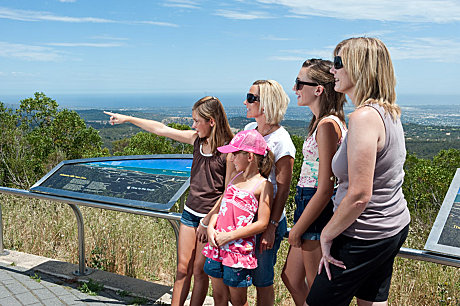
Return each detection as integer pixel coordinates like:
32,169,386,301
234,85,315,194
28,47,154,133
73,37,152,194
78,109,459,159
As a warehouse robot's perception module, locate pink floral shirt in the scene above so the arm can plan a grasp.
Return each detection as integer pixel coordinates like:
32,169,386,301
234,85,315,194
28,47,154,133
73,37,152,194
297,115,347,188
202,172,266,269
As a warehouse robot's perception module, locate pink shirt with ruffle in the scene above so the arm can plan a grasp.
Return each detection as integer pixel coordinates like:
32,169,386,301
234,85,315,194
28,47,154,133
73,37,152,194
202,172,265,269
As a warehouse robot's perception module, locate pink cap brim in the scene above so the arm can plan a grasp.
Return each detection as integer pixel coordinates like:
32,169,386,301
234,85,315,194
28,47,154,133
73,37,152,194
217,144,239,153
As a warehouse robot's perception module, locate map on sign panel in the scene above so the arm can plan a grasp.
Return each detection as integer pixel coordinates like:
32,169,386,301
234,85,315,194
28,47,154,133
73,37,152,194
30,155,193,211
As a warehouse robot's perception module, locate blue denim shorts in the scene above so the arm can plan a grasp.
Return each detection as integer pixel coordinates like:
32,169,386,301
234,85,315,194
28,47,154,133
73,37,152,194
251,217,287,287
180,209,201,228
204,257,252,288
294,186,334,240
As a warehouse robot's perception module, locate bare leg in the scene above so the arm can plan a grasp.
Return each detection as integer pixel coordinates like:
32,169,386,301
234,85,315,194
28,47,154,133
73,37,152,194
301,240,322,294
189,240,209,306
229,286,248,306
281,246,308,306
171,224,197,306
209,276,230,306
256,285,274,306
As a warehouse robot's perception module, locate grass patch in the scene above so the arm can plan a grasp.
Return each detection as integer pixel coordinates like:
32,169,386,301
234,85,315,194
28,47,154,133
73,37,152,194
1,194,459,305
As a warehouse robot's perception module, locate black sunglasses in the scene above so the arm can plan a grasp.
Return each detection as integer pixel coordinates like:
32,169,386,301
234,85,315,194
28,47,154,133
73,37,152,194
295,78,318,91
334,56,344,69
246,93,260,103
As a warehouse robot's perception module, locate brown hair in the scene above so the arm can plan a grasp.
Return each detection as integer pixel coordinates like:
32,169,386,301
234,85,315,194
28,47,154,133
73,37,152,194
192,96,233,153
302,59,346,136
255,150,275,179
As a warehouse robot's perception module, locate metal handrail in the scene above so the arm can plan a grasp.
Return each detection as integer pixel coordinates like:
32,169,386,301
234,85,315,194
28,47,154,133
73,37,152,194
0,186,182,275
1,186,459,275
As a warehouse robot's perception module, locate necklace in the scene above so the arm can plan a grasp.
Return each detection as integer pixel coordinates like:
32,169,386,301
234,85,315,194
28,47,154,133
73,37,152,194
258,124,278,136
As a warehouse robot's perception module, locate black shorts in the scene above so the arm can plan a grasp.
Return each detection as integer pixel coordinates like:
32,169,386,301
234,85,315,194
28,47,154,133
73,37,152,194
306,224,409,306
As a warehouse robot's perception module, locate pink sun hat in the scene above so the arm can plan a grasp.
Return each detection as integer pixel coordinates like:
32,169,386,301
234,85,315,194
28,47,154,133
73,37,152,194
218,129,269,156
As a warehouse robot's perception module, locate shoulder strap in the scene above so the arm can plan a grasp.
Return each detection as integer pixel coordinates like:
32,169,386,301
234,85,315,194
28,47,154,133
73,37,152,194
250,177,267,193
229,171,244,185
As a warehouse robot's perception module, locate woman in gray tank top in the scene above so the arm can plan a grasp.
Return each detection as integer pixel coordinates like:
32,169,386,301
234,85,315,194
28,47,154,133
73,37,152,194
306,37,410,306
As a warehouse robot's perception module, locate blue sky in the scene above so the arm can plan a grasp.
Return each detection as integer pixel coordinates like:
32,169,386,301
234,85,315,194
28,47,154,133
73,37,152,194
1,0,460,103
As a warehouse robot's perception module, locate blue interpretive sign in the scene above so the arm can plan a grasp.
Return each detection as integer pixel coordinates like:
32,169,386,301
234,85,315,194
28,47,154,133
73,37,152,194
30,155,193,211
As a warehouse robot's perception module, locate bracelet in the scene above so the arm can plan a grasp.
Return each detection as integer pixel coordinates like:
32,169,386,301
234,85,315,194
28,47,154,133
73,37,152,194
269,219,279,227
200,219,208,229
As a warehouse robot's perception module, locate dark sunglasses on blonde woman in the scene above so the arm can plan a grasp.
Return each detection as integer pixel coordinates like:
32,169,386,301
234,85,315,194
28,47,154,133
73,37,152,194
246,93,260,103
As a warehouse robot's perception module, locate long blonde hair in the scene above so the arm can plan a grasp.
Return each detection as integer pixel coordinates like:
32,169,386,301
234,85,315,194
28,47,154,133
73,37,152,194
334,37,401,119
192,96,233,153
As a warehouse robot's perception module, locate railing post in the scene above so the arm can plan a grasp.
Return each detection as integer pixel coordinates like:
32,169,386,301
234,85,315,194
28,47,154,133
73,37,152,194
0,203,8,255
68,204,91,275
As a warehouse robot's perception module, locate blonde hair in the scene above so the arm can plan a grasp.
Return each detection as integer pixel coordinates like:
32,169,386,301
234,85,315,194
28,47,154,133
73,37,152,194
334,37,401,119
192,96,233,153
253,80,290,125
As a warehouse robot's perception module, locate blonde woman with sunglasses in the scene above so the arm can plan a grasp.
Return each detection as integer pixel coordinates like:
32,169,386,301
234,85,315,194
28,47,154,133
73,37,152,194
306,37,410,306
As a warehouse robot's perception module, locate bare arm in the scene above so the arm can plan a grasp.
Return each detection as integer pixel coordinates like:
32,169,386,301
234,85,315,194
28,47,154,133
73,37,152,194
104,111,197,145
319,107,385,280
288,120,339,247
215,180,273,246
197,153,235,242
259,155,294,251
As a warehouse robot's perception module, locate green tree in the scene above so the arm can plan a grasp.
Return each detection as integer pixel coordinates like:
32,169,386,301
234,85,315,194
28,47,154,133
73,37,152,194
112,123,193,156
0,93,107,188
403,149,460,227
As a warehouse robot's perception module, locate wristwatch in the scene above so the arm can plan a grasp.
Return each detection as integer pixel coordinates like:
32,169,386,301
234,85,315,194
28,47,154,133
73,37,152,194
269,219,279,227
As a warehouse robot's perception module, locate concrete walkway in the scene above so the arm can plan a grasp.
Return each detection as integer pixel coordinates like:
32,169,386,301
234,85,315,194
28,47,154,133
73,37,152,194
0,250,214,305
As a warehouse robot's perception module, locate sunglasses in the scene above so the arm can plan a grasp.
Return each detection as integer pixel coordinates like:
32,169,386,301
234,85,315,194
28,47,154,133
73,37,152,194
246,93,260,103
295,78,319,91
333,56,344,69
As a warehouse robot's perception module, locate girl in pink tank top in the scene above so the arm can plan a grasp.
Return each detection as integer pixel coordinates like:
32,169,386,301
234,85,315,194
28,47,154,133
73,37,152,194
202,129,275,306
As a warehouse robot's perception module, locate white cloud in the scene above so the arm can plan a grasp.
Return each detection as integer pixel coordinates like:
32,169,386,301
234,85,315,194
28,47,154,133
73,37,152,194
138,21,179,27
163,0,200,9
262,35,293,41
389,37,460,62
0,41,65,61
257,0,460,23
272,37,460,63
0,7,112,23
59,0,77,3
215,9,273,20
45,42,123,47
0,7,178,27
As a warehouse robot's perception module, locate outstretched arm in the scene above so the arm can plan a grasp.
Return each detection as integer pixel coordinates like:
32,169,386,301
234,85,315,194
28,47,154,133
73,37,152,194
104,111,197,145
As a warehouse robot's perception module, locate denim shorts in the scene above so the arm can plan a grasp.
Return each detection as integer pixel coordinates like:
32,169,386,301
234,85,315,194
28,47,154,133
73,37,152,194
293,186,334,240
203,257,252,288
180,209,201,228
251,217,287,287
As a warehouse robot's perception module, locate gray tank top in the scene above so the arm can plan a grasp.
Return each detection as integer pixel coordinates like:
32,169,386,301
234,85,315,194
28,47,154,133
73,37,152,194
332,104,410,240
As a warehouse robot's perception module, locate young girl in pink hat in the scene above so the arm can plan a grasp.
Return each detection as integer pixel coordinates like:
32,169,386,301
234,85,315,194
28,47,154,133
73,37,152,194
202,129,275,306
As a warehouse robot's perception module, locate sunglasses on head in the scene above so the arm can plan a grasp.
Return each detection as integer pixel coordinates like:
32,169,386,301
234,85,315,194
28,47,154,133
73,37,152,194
334,56,344,69
295,78,319,91
246,93,260,103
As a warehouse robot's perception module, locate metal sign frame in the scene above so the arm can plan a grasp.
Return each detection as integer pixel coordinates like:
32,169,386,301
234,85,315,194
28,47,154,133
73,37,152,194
424,168,460,258
30,154,193,212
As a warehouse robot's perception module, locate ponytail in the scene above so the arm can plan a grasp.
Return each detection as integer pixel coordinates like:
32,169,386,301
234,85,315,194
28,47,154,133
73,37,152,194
256,150,275,179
